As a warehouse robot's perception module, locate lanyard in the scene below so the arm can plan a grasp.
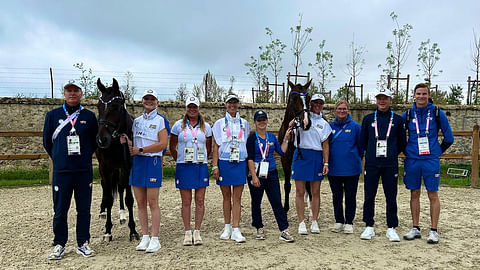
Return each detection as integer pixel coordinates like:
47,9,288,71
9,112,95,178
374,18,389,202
331,122,347,142
374,111,394,139
183,120,199,143
255,132,269,161
414,110,430,135
224,116,244,139
62,104,83,132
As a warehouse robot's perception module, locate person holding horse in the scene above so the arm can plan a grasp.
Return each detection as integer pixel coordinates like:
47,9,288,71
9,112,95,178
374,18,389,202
43,80,98,260
212,94,251,243
402,83,454,244
246,110,294,242
169,96,212,246
120,89,168,253
289,93,331,235
360,88,406,242
328,100,362,234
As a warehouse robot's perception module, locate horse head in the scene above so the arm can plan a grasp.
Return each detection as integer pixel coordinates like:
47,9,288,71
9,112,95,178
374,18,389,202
287,79,312,130
96,78,128,149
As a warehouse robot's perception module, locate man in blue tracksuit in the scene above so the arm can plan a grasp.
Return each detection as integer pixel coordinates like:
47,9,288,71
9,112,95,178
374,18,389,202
360,88,406,242
43,80,98,260
402,83,454,244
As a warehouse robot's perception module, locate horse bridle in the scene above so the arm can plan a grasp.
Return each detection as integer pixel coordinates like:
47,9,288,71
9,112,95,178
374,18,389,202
98,95,125,140
288,91,310,160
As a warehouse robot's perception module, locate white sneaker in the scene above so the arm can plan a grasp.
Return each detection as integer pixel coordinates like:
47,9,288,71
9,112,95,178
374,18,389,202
193,230,203,246
298,221,308,235
220,225,232,240
255,227,265,240
403,228,421,240
48,244,64,260
145,237,161,253
427,230,439,244
310,220,320,234
183,230,193,246
136,235,150,251
331,223,344,233
360,226,375,240
344,224,354,234
76,241,95,257
279,230,295,242
386,228,400,242
230,229,246,243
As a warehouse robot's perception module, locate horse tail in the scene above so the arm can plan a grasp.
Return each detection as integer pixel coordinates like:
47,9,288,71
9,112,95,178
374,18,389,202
111,168,120,200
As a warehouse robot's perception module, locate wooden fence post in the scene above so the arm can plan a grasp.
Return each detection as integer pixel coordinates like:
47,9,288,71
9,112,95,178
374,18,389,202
471,125,479,188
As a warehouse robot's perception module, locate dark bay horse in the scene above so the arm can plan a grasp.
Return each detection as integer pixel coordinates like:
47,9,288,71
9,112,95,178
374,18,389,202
278,80,312,213
96,78,139,242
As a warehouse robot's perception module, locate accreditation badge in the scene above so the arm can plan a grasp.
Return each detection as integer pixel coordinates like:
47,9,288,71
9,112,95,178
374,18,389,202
184,147,194,162
67,135,81,155
258,161,269,178
230,146,240,162
418,136,430,155
196,147,205,162
376,140,387,157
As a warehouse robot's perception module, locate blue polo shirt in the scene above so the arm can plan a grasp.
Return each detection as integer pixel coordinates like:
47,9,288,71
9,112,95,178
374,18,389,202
246,131,284,171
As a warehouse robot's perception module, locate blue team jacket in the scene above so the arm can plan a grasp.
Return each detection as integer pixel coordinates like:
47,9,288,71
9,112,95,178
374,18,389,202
360,108,406,167
246,132,284,172
402,102,454,159
329,115,362,176
43,104,98,173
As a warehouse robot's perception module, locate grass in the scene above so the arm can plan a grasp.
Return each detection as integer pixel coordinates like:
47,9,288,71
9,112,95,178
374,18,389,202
0,164,475,188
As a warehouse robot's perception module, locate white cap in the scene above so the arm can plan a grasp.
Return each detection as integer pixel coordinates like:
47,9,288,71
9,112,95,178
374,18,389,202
186,96,200,107
375,88,392,98
142,89,158,100
225,94,240,103
311,93,325,102
63,79,82,90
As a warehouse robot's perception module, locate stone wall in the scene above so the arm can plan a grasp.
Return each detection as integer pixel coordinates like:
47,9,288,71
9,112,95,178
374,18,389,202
1,97,479,168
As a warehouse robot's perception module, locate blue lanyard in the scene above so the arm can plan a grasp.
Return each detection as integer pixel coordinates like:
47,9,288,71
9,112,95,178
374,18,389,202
331,123,347,142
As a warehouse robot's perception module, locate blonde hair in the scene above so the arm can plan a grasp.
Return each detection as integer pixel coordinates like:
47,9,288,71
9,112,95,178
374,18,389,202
334,100,350,110
181,113,206,134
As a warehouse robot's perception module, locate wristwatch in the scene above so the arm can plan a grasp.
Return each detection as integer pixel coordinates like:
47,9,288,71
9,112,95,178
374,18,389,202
139,147,144,153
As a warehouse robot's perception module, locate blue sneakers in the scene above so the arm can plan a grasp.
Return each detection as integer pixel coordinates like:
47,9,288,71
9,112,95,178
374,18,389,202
48,244,64,260
76,241,95,257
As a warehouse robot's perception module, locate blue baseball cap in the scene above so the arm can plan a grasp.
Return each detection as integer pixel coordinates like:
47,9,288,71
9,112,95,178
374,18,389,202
254,110,268,121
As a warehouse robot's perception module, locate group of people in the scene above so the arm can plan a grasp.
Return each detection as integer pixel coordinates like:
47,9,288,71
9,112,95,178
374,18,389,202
43,80,453,260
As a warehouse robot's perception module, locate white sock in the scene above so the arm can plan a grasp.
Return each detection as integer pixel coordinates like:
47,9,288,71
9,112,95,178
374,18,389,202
151,236,158,241
194,230,200,233
225,224,231,229
185,230,192,234
232,227,239,232
142,235,150,240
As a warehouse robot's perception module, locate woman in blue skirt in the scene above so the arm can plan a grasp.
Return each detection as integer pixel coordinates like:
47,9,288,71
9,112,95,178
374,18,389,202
121,89,168,253
170,96,212,246
212,94,251,243
289,93,332,235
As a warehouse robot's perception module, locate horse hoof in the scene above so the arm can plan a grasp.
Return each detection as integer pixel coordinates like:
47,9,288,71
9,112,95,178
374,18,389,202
130,233,140,241
103,234,113,242
99,212,107,219
120,218,126,225
118,210,127,224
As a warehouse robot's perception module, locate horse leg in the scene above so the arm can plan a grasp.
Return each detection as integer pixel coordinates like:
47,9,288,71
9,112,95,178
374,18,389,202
99,175,107,219
125,184,139,241
103,188,114,242
118,187,127,225
283,163,292,214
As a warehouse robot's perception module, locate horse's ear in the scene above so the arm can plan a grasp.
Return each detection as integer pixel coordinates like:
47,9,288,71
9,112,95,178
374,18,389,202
97,78,106,93
304,79,312,90
288,80,295,90
112,78,119,91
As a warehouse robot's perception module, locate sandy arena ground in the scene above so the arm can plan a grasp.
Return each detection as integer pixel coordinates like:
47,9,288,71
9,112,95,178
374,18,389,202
0,180,479,270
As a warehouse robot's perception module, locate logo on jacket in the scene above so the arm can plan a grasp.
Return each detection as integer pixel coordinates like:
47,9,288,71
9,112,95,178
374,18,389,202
80,120,86,124
149,124,157,129
316,124,323,129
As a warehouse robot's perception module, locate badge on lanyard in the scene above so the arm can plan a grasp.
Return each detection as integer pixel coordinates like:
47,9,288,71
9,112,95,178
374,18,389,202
196,147,205,162
418,136,430,155
67,132,81,155
258,161,269,178
230,147,240,162
184,147,195,162
376,140,387,157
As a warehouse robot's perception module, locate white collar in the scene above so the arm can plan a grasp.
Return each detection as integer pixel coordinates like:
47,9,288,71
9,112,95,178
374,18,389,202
225,112,240,123
143,109,157,120
310,111,323,119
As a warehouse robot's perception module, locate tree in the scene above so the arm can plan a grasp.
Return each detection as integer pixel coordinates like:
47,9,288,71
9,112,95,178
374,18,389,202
430,89,447,105
381,12,413,98
121,71,137,101
333,85,354,102
290,13,312,83
417,39,442,85
309,40,335,95
446,84,464,105
263,27,287,103
471,30,480,104
192,84,203,101
228,76,236,95
346,36,366,103
73,62,98,98
192,71,226,102
175,83,189,101
245,46,268,97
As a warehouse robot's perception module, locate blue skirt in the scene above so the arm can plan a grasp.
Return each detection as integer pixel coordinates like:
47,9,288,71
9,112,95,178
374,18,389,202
216,160,247,186
292,148,324,181
175,163,210,189
129,155,163,188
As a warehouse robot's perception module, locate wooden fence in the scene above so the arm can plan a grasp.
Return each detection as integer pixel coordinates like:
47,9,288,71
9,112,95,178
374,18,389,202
1,126,479,187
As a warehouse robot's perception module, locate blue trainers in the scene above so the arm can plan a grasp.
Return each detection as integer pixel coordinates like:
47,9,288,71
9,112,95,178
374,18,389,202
48,244,64,260
76,241,95,257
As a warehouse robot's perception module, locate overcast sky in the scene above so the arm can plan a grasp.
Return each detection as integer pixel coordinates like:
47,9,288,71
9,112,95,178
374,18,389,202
1,0,479,101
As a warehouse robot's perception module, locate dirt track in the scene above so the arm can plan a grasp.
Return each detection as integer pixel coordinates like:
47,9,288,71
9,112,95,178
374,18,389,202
1,181,479,270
